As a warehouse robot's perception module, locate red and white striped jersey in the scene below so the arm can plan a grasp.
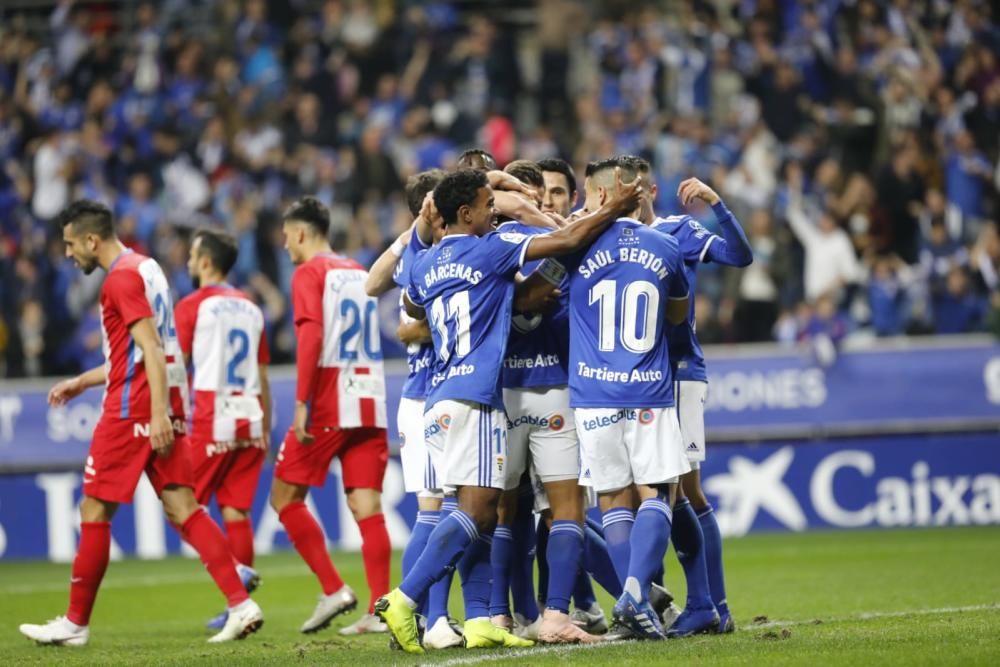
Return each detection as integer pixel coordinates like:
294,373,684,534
99,250,188,421
292,252,386,429
174,284,270,450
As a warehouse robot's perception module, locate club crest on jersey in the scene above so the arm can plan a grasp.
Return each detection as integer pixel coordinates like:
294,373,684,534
437,414,452,430
496,455,505,473
639,409,655,425
550,415,565,430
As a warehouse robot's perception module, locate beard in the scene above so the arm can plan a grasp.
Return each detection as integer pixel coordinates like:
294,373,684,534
79,257,99,274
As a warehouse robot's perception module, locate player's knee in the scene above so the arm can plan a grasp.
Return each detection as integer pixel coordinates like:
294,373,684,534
80,495,117,522
269,478,302,513
220,506,249,522
346,488,381,520
160,486,199,525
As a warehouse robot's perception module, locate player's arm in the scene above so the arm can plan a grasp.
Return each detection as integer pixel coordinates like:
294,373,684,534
495,190,559,230
258,363,272,448
677,179,753,267
665,250,691,326
402,289,426,321
513,268,563,314
292,270,323,445
48,365,107,406
523,168,641,261
487,170,538,198
365,227,410,296
413,192,439,246
130,317,175,456
173,297,196,367
398,318,431,345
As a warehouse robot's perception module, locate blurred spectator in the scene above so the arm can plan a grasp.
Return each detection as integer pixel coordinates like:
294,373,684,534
786,195,862,304
934,266,986,334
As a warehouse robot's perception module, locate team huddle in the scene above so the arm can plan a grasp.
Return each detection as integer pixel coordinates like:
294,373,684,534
19,149,753,652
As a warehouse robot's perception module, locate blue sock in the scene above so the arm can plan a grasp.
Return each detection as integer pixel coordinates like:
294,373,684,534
426,497,459,624
400,508,478,605
489,525,513,617
584,521,623,598
458,533,494,620
509,497,539,621
404,510,439,618
624,498,672,603
403,511,439,578
586,515,605,537
697,504,730,616
601,508,635,586
672,499,714,610
535,520,550,607
545,521,584,613
572,568,597,611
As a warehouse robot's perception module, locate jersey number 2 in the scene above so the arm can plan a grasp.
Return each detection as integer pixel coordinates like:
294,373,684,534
588,279,659,353
226,329,250,388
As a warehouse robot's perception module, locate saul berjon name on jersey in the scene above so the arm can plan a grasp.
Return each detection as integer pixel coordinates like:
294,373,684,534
577,248,672,280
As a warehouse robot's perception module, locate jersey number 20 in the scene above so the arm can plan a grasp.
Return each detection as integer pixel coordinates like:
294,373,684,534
589,279,659,353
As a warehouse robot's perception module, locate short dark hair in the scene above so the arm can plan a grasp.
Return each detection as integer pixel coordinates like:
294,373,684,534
405,169,447,217
537,158,577,197
193,228,239,275
282,196,330,236
588,157,637,187
503,159,544,188
456,148,497,171
585,158,617,178
616,154,651,174
56,200,115,239
433,169,489,226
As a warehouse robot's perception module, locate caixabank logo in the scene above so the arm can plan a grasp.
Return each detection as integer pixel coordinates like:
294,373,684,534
702,437,1000,537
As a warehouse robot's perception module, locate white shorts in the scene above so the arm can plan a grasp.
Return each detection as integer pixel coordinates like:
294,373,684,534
574,407,691,494
398,397,443,497
677,380,707,468
424,400,508,491
504,386,580,494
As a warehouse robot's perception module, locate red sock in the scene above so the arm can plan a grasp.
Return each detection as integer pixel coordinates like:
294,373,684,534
224,518,255,566
357,513,391,613
182,508,249,607
66,522,111,626
279,501,344,595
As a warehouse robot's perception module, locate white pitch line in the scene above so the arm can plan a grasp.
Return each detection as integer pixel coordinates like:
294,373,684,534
0,563,313,595
415,603,1000,667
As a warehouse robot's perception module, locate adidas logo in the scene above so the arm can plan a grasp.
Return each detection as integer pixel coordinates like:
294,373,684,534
687,442,699,451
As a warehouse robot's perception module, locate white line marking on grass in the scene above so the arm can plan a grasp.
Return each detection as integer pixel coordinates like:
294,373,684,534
0,564,313,595
417,604,1000,666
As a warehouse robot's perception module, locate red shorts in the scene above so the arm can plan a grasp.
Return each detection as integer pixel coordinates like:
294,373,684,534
275,426,388,490
188,440,265,511
84,417,193,504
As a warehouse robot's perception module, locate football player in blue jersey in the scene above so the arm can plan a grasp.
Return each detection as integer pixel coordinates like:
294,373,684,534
564,159,692,640
490,159,605,644
375,168,641,653
621,155,753,636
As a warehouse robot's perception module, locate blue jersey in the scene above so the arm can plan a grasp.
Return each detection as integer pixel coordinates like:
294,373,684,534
651,215,721,383
566,218,689,408
394,233,435,400
407,230,533,410
497,221,569,389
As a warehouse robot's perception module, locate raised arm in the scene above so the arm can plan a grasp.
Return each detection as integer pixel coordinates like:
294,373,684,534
523,169,641,261
495,191,560,230
366,227,410,296
677,178,753,267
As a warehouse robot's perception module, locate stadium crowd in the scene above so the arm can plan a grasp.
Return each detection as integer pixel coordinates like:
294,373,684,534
1,0,999,378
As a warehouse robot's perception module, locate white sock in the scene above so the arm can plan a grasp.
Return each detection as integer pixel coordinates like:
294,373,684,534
63,618,85,632
398,589,418,609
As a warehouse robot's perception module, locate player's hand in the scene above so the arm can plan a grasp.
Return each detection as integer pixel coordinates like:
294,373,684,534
419,191,442,228
150,413,175,457
677,178,721,208
608,167,643,216
488,170,537,198
544,211,568,228
48,376,85,407
294,401,315,445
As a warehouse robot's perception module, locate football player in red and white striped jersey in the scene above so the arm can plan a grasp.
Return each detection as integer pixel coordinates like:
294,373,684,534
269,197,391,636
174,229,272,629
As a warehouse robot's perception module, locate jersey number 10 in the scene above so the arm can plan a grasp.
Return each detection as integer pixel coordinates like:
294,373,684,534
589,279,660,353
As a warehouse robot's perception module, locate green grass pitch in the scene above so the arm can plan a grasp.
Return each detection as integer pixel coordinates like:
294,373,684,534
1,526,998,665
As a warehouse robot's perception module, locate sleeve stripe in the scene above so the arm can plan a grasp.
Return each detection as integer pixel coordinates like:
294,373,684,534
699,235,717,263
517,237,534,268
